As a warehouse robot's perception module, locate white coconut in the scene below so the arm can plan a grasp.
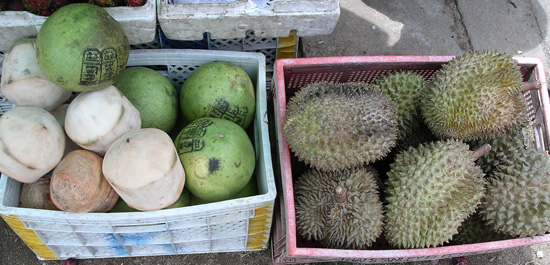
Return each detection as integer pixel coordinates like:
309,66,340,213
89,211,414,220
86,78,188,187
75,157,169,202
0,106,65,183
1,77,72,111
64,85,141,155
103,128,185,211
0,41,72,111
1,41,45,83
49,104,81,155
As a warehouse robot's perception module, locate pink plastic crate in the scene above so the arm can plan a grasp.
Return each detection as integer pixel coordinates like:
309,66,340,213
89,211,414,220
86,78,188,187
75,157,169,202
271,56,550,264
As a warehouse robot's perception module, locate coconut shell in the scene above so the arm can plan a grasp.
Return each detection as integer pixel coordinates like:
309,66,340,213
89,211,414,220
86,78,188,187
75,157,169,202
49,104,82,155
19,172,59,210
1,77,72,111
103,128,185,211
0,106,65,183
50,150,119,213
65,85,141,155
0,40,72,111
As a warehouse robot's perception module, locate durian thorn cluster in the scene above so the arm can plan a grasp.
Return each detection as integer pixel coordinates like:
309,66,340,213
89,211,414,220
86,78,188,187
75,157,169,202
283,81,397,171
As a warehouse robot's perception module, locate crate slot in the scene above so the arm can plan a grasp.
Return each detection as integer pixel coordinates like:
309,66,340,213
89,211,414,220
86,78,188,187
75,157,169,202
211,236,248,251
170,226,210,242
125,244,175,256
209,219,248,239
117,230,172,246
35,230,82,246
174,240,211,253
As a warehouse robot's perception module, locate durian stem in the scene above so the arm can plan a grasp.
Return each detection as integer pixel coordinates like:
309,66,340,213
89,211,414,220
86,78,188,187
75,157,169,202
335,186,347,203
521,81,542,92
472,144,491,161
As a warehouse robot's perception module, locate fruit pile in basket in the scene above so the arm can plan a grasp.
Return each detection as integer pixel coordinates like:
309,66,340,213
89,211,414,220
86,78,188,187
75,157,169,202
0,3,258,213
283,50,550,250
0,0,147,16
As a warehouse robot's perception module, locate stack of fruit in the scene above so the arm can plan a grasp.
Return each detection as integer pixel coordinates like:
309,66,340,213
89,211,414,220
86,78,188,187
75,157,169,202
0,3,258,213
284,50,550,249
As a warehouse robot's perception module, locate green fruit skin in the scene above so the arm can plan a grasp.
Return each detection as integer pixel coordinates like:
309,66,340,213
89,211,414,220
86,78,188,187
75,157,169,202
114,67,178,132
164,188,191,209
109,198,138,212
36,3,129,92
190,175,258,205
179,62,255,129
175,117,255,202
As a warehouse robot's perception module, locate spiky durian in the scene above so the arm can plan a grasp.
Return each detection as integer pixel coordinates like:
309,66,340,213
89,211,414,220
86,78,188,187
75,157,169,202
395,108,438,151
372,71,426,141
451,212,512,245
294,167,384,249
283,81,397,171
469,122,535,175
384,139,487,248
481,147,550,238
421,50,527,141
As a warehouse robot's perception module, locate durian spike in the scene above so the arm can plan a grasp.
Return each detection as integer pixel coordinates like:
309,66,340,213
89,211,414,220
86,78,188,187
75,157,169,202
521,81,542,92
335,186,347,203
473,144,492,161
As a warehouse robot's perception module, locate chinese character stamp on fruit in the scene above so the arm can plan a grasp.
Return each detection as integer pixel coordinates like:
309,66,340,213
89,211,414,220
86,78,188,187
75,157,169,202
80,48,119,86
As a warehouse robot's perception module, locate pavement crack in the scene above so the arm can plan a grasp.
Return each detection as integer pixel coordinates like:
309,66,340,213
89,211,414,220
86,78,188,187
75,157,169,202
449,0,473,51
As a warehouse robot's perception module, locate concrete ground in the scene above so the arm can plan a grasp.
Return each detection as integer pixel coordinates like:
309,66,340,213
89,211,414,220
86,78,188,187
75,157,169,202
3,0,550,264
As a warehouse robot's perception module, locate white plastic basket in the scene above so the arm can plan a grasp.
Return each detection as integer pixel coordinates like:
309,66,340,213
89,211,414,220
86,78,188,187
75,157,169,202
0,49,276,260
157,0,340,41
0,0,157,52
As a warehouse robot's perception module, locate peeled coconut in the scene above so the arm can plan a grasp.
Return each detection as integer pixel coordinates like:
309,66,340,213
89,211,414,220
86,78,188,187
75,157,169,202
0,106,65,183
50,149,119,213
64,85,141,155
103,128,185,211
19,171,59,210
49,104,82,155
0,39,72,111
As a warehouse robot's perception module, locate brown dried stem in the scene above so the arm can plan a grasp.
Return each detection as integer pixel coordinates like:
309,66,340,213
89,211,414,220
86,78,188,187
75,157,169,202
521,81,542,92
473,143,491,161
335,186,347,203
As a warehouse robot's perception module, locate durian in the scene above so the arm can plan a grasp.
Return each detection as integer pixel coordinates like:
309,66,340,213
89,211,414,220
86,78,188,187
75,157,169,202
372,71,426,141
283,81,397,171
384,139,487,248
481,147,550,238
469,122,535,175
394,108,438,152
451,212,512,245
421,50,527,141
294,167,384,249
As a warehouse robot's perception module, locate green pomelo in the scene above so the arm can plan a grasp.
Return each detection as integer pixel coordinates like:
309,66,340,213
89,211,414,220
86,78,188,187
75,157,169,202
190,175,258,205
35,3,129,92
179,62,255,129
169,111,190,141
109,198,138,213
175,117,255,202
164,188,191,209
114,67,178,132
